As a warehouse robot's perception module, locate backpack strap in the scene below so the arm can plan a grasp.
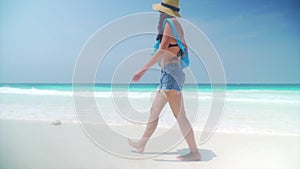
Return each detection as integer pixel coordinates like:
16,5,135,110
163,18,189,68
163,18,187,54
151,18,190,68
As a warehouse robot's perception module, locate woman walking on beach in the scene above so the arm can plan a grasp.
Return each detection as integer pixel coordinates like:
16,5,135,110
128,0,201,161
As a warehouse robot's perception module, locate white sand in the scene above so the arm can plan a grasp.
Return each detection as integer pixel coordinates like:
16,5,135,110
0,119,299,169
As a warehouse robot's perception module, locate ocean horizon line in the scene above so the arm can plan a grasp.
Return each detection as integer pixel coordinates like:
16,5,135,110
1,83,300,92
1,82,300,85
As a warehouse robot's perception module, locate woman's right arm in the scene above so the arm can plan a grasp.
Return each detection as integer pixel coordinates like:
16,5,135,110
132,49,165,82
133,23,174,82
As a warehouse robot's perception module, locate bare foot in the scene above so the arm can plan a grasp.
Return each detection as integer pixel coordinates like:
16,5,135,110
177,152,201,161
127,139,145,153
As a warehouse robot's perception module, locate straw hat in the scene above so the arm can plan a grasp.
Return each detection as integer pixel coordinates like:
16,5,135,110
152,0,181,18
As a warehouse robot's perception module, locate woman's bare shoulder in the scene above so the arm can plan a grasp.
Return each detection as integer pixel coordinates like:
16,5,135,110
171,18,184,37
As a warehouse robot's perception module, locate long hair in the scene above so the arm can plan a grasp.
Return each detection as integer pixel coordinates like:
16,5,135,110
156,12,174,41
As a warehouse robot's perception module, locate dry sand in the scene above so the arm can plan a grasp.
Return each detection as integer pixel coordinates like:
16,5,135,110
0,119,299,169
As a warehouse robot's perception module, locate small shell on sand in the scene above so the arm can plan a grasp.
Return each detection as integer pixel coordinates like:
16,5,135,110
52,120,62,125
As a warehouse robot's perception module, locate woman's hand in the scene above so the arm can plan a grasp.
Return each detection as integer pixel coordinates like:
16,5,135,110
132,69,147,82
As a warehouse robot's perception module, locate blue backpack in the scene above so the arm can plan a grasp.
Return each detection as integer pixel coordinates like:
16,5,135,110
152,18,190,68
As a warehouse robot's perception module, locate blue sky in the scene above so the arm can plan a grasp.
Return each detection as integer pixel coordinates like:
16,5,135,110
0,0,299,83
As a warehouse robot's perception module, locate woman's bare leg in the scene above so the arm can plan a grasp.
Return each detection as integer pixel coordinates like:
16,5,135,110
165,90,201,161
128,90,168,153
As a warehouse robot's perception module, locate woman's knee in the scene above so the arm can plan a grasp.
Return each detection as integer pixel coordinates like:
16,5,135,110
149,107,160,121
174,111,188,121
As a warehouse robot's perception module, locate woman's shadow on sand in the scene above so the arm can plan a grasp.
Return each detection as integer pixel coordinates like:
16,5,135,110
133,148,216,162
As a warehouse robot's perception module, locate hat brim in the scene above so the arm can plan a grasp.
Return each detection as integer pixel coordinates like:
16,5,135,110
152,3,181,18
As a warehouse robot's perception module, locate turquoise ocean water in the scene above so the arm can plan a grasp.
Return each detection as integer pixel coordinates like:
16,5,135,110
2,83,299,91
1,83,299,135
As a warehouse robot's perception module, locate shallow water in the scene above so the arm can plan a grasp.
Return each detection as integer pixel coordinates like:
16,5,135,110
1,83,299,135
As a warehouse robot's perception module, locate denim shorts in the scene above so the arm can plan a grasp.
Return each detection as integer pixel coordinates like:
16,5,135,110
158,63,185,92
